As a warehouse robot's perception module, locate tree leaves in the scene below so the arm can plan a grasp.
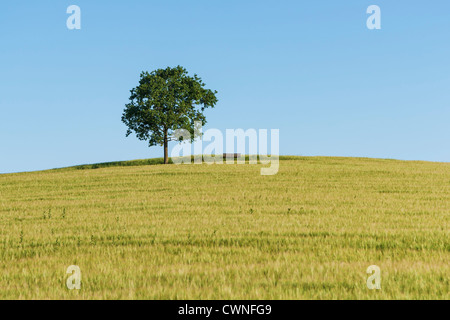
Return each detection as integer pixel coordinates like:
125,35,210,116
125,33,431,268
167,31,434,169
122,66,218,148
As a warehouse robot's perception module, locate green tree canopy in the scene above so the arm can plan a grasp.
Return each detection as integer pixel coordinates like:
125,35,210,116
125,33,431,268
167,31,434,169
122,66,218,164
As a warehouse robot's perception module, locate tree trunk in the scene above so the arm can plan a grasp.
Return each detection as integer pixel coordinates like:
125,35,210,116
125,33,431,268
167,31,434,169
164,130,169,164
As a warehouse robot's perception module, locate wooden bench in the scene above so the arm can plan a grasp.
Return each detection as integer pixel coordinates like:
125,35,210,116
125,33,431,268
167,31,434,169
222,153,242,159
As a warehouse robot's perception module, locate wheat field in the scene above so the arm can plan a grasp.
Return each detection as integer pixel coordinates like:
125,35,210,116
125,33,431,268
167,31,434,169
0,156,448,299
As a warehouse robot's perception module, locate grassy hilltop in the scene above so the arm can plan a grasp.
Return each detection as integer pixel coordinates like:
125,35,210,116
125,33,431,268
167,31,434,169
0,156,448,299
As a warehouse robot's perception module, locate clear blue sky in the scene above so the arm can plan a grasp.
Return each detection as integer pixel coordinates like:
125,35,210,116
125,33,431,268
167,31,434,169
1,0,449,173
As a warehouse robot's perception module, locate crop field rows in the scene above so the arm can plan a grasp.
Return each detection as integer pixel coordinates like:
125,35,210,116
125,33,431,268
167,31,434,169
0,157,448,299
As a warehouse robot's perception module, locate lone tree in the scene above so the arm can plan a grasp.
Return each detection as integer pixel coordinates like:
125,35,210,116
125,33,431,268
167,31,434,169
122,66,218,164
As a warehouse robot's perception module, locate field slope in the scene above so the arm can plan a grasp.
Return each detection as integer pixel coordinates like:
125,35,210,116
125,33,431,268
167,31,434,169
0,156,448,299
